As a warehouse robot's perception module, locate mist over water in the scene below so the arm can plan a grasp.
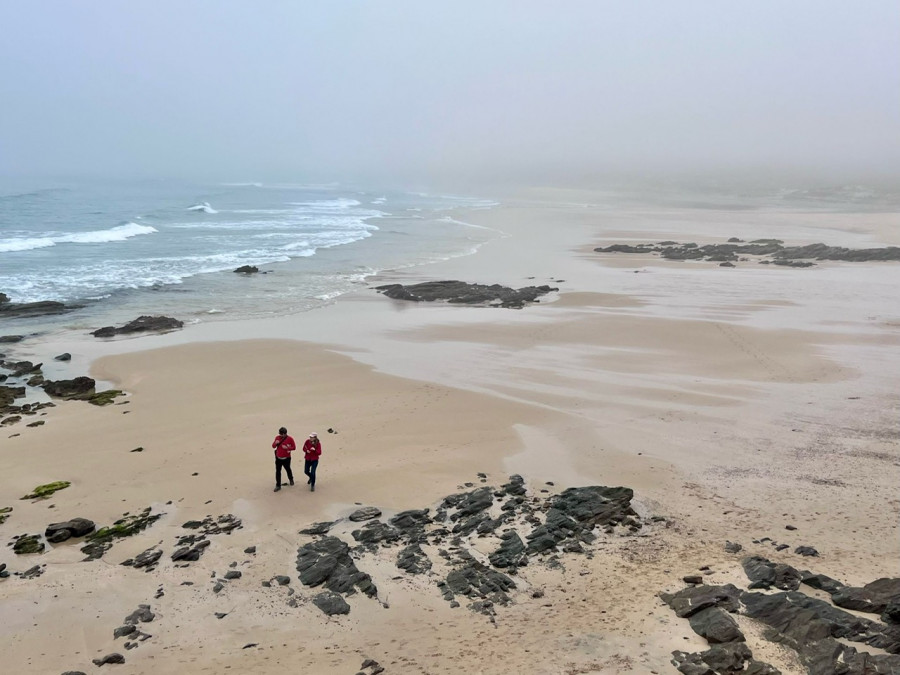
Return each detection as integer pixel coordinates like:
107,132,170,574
0,2,897,187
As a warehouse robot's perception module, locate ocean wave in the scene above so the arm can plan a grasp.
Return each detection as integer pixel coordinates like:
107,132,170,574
288,198,362,210
186,202,218,214
0,223,157,253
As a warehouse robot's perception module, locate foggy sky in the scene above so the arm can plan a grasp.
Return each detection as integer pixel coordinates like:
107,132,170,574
1,1,898,185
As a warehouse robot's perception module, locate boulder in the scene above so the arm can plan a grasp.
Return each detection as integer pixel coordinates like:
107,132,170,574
42,377,95,399
233,265,259,274
741,556,802,590
312,590,350,616
348,507,382,522
659,584,742,618
91,653,125,666
688,607,745,644
54,353,72,361
91,315,183,338
45,518,95,543
0,335,24,343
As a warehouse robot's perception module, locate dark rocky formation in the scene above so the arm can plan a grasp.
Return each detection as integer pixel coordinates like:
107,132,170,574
54,352,72,361
374,280,558,309
688,607,745,644
595,238,900,268
233,265,259,274
0,299,80,318
794,545,819,557
171,539,211,562
828,578,900,615
396,544,432,575
91,653,125,666
312,590,351,616
526,486,639,555
45,518,95,543
291,477,647,618
90,315,183,338
121,547,163,569
296,536,377,598
0,335,24,343
41,377,95,399
348,507,382,522
0,506,11,525
81,507,163,560
741,556,802,591
351,520,402,549
660,584,743,618
488,530,527,568
664,563,900,675
299,521,335,535
0,385,27,409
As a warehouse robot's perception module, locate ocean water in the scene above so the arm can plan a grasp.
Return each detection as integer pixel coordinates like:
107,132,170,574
0,179,500,334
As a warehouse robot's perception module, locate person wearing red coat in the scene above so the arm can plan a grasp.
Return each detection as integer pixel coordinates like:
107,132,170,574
271,426,296,492
302,433,322,492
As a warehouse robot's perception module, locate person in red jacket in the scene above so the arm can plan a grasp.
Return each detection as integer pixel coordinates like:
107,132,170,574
272,426,296,492
302,432,322,492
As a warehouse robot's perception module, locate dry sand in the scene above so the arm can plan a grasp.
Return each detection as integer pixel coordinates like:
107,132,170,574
1,189,898,674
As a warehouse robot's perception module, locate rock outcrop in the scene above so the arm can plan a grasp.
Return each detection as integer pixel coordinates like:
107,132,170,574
375,280,557,309
91,315,183,338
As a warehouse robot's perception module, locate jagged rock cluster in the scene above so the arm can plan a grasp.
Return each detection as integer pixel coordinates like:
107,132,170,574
295,475,645,617
0,354,124,427
169,514,243,565
374,280,558,308
662,555,900,674
595,239,900,268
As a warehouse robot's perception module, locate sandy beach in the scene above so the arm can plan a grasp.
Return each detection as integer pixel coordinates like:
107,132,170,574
2,189,899,674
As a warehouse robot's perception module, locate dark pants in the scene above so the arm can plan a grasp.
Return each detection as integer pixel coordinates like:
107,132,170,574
275,456,293,487
304,459,319,486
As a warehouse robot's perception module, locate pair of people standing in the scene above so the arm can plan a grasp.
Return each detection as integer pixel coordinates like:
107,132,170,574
272,427,321,492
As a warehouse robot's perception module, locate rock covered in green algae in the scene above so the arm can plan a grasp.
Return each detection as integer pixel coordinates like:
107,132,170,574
13,534,44,554
81,507,164,560
20,480,71,500
0,506,11,524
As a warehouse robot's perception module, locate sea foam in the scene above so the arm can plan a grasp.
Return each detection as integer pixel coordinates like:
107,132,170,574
0,223,157,253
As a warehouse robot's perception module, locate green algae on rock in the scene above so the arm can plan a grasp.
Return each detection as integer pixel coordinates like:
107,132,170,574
0,506,12,524
13,533,44,554
21,480,71,500
81,507,164,560
83,390,125,406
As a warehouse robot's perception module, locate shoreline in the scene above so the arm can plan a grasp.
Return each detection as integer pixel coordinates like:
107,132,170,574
2,189,899,673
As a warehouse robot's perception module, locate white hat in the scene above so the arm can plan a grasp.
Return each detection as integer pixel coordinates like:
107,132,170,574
309,432,317,438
